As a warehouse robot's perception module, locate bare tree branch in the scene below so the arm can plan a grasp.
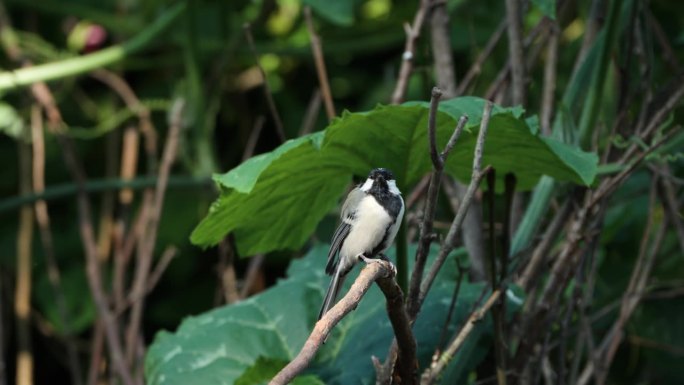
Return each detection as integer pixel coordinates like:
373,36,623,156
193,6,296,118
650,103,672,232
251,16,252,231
31,104,83,385
304,7,336,120
391,0,430,104
456,20,507,96
270,261,414,385
421,289,502,384
408,86,469,325
504,0,526,106
244,23,286,142
125,99,184,368
418,101,493,310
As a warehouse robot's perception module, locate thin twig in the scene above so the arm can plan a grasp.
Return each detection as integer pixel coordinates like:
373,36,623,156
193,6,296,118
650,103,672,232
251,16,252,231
486,171,508,385
391,0,430,104
428,0,490,288
484,18,549,100
31,105,83,385
125,99,184,369
96,131,118,262
417,101,493,310
435,260,465,355
0,271,5,385
0,4,134,384
512,129,676,380
243,116,265,161
113,246,178,316
405,174,431,210
219,238,240,304
583,177,666,385
240,254,266,298
516,200,573,290
430,2,457,97
243,23,286,142
146,246,178,294
456,20,507,96
299,88,322,136
86,319,105,385
628,335,684,356
15,138,34,385
270,261,411,384
304,7,335,120
540,21,559,135
407,88,468,318
66,135,135,385
504,0,526,106
421,289,502,384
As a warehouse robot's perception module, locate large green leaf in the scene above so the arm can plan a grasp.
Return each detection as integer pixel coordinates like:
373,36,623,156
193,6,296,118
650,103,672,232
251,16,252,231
235,357,324,385
191,97,598,253
145,244,509,385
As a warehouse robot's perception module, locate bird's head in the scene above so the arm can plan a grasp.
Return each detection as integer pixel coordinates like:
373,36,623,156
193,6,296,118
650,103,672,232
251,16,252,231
360,168,400,195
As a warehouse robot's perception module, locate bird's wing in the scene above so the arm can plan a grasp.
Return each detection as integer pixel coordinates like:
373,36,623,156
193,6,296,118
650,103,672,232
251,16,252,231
340,187,365,222
325,222,350,274
325,187,365,275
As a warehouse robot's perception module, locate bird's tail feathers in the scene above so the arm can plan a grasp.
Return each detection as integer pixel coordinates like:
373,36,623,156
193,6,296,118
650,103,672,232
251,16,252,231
318,263,346,320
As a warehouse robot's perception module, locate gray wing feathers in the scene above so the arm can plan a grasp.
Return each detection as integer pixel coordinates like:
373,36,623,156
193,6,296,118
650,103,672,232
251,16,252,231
340,188,364,222
326,223,350,274
325,187,364,274
320,186,365,319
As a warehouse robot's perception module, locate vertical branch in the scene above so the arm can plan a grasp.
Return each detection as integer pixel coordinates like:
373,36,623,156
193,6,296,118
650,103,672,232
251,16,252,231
456,20,507,96
125,100,184,368
421,289,502,384
486,171,508,385
391,0,430,104
0,270,5,385
430,1,457,97
586,177,666,385
304,7,336,120
31,106,83,385
407,88,468,318
504,0,526,106
63,133,135,385
244,23,286,142
0,6,133,383
434,260,464,354
218,237,240,304
86,320,105,385
428,0,488,283
240,254,266,298
417,101,492,312
540,22,559,135
15,139,34,385
485,171,498,287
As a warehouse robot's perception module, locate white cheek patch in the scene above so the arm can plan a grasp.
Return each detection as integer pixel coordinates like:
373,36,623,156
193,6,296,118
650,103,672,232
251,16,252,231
360,178,373,192
387,180,401,195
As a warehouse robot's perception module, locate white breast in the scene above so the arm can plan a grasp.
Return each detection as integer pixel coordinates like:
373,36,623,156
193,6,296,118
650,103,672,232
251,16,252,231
340,195,392,259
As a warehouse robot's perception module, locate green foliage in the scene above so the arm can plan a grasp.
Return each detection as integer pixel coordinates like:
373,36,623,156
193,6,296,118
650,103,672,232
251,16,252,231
303,0,355,26
0,102,26,140
235,357,324,385
192,97,597,254
146,244,519,385
0,2,185,91
530,0,556,19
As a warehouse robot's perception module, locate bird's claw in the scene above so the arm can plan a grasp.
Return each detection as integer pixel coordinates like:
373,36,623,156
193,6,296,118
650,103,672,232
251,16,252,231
357,254,397,277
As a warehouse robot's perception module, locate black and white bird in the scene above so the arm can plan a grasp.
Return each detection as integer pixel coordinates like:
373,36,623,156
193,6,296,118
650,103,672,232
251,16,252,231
318,168,405,319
